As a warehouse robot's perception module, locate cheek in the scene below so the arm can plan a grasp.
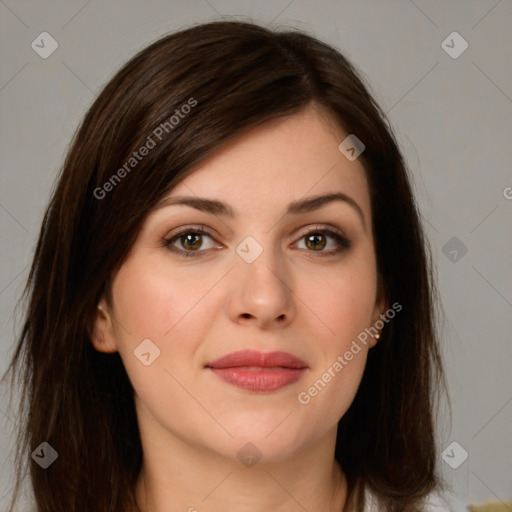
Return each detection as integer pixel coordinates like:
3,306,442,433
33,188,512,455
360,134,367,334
293,252,377,421
297,352,368,438
107,260,180,378
108,255,223,390
295,280,373,429
110,255,217,341
298,254,378,348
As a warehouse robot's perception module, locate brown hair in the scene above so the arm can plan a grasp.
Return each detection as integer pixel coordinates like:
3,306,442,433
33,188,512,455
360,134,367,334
2,20,446,512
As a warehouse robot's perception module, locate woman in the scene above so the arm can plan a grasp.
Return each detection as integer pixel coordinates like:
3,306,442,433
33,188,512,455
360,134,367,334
3,20,448,511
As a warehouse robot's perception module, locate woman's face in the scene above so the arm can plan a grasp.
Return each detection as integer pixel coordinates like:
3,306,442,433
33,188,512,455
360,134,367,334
93,106,385,464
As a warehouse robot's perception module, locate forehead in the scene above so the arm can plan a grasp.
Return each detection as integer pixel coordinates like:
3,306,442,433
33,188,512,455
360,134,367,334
164,107,371,218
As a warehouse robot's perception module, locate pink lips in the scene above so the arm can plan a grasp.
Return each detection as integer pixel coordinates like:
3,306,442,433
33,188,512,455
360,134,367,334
206,350,308,392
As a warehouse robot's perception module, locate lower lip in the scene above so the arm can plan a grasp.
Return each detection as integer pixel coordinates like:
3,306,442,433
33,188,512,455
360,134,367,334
209,367,307,392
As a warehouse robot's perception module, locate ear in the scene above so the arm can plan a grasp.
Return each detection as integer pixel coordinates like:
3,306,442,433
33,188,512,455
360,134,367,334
89,296,118,353
369,284,388,348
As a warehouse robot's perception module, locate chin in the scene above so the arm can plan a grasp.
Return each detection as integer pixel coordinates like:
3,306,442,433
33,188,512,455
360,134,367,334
214,415,317,464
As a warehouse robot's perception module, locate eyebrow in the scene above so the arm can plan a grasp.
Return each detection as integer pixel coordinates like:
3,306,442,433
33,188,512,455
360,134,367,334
154,192,366,229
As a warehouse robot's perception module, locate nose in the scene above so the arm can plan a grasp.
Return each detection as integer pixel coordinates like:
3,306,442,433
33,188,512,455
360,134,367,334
226,246,295,330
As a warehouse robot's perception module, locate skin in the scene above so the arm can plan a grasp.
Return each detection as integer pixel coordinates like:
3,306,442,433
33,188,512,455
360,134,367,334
92,105,386,512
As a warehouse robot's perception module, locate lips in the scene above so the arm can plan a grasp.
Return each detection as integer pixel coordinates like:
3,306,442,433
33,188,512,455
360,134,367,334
206,350,308,392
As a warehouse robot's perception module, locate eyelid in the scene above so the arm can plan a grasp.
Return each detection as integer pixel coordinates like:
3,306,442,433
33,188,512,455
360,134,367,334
293,223,348,241
164,224,217,240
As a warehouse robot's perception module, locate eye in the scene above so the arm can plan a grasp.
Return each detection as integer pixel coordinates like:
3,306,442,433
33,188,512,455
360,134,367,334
294,228,350,255
162,227,220,257
162,225,350,258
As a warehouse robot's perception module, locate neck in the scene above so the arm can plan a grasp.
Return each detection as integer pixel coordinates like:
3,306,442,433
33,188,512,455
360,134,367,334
133,404,347,512
136,460,347,512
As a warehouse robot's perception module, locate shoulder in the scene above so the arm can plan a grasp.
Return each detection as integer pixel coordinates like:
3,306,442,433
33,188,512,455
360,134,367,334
423,491,455,512
363,488,454,511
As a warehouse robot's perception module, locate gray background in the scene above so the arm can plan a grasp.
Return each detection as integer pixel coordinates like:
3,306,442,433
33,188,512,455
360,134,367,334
1,1,511,510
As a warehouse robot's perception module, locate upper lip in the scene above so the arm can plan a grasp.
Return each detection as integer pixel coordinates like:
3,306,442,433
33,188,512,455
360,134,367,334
206,350,309,369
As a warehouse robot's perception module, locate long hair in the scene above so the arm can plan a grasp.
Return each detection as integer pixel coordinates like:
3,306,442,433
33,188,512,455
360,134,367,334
3,20,445,512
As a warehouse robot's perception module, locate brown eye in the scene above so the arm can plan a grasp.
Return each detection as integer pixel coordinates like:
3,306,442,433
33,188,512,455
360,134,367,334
163,227,219,257
180,233,203,251
305,233,327,251
295,229,351,255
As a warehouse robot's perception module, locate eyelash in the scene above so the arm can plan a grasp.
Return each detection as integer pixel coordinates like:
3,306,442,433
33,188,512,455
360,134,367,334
161,225,351,258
